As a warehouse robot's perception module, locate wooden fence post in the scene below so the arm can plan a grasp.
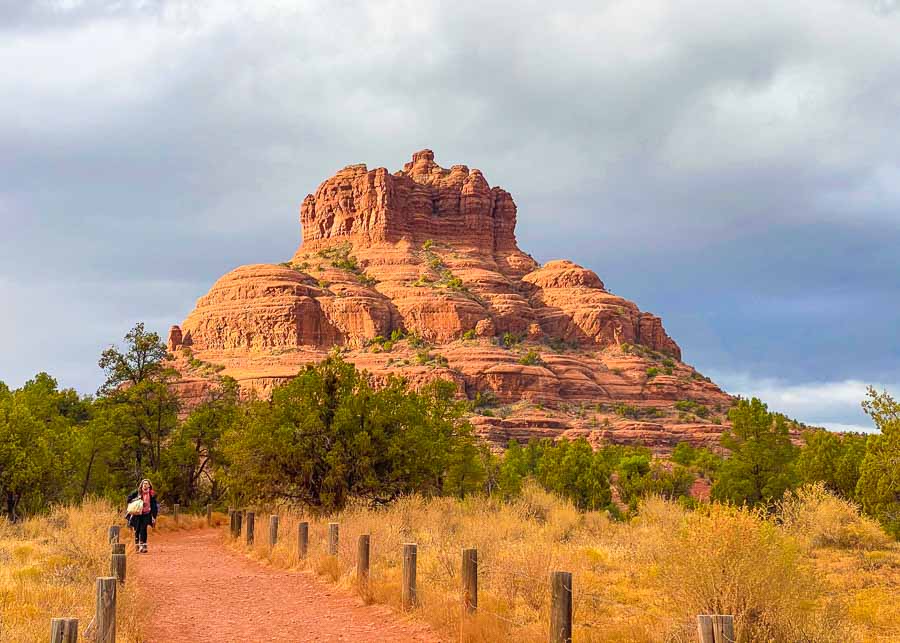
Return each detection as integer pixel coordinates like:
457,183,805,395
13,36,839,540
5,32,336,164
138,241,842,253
107,526,119,544
228,509,235,537
328,523,339,555
111,543,125,556
173,503,180,523
95,577,116,643
697,615,735,643
50,617,78,643
269,515,279,547
298,521,309,559
697,615,714,643
235,510,243,538
715,615,735,643
245,511,255,545
206,504,212,526
461,548,478,615
357,534,370,590
402,543,417,610
110,552,126,584
550,571,573,643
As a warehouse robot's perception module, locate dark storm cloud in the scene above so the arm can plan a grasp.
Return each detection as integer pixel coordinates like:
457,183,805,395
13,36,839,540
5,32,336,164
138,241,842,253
2,0,898,429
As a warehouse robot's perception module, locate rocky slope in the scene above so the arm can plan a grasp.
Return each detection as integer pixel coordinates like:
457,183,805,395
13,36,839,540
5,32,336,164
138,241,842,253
168,150,734,452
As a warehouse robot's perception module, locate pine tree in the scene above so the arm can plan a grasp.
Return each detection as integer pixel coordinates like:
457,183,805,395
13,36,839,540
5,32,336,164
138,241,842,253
856,387,900,537
711,397,798,507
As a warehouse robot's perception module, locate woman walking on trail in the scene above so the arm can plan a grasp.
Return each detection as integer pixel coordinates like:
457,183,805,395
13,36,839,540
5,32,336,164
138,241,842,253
127,479,158,553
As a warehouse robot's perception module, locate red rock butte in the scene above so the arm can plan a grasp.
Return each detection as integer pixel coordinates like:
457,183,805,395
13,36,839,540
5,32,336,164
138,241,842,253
169,150,733,451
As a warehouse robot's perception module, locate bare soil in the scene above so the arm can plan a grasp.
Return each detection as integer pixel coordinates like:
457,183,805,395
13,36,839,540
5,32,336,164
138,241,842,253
134,528,438,642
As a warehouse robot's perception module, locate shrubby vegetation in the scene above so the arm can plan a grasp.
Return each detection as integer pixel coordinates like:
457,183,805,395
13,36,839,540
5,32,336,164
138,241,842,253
0,324,226,518
856,387,900,537
0,500,145,641
711,397,799,505
4,322,898,642
222,356,484,511
233,484,899,642
2,322,899,543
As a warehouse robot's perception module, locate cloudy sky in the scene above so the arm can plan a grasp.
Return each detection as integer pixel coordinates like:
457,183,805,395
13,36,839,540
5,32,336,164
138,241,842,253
2,0,898,431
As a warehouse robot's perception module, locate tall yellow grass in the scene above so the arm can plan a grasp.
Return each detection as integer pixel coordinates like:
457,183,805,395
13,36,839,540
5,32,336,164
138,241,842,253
229,483,900,643
0,499,143,642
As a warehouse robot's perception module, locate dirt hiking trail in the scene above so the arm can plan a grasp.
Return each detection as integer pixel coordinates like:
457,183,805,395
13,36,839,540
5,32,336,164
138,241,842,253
134,528,438,642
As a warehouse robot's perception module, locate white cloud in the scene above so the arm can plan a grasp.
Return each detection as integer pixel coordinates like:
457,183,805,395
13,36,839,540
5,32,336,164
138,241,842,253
710,372,889,431
820,422,878,434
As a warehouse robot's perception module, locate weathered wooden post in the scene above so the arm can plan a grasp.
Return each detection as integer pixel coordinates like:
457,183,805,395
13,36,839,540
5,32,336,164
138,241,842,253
95,577,117,643
402,543,417,610
269,515,279,547
234,510,243,538
550,571,573,643
111,543,126,556
298,521,309,559
245,511,255,545
228,509,235,537
328,522,339,556
206,504,212,526
50,617,78,643
461,547,478,615
107,525,120,544
173,503,180,523
697,615,735,643
110,551,126,584
357,534,370,590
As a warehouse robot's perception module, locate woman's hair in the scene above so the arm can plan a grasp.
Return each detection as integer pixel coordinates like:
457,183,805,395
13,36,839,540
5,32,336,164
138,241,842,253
139,479,154,491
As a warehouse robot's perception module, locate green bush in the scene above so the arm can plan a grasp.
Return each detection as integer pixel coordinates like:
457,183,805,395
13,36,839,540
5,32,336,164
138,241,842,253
674,400,711,418
712,398,798,506
222,357,482,510
546,336,571,353
471,390,498,410
614,403,641,419
797,429,866,499
672,442,698,465
856,387,900,537
445,276,464,291
518,350,545,366
502,332,521,348
646,367,659,379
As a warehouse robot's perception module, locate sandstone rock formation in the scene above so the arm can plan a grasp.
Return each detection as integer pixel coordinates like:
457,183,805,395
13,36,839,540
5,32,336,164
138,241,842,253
169,150,734,452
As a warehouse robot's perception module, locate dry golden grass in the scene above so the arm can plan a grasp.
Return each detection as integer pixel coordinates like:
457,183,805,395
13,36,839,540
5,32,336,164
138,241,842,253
154,508,229,533
228,483,900,643
0,499,143,642
779,483,892,551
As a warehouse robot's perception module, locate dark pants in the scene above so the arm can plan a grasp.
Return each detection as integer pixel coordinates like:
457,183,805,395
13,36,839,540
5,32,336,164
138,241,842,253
132,513,152,544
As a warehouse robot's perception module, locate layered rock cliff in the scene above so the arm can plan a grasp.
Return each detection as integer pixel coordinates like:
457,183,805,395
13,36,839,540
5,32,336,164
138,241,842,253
169,150,734,452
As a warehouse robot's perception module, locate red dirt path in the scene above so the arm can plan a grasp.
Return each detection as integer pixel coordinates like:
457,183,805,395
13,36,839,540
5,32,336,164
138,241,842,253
134,528,438,642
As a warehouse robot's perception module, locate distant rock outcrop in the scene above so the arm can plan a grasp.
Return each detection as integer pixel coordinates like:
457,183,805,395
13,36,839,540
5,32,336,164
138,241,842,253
169,150,734,452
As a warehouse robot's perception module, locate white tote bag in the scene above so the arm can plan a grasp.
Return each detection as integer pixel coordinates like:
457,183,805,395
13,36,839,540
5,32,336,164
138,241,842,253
126,498,145,515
